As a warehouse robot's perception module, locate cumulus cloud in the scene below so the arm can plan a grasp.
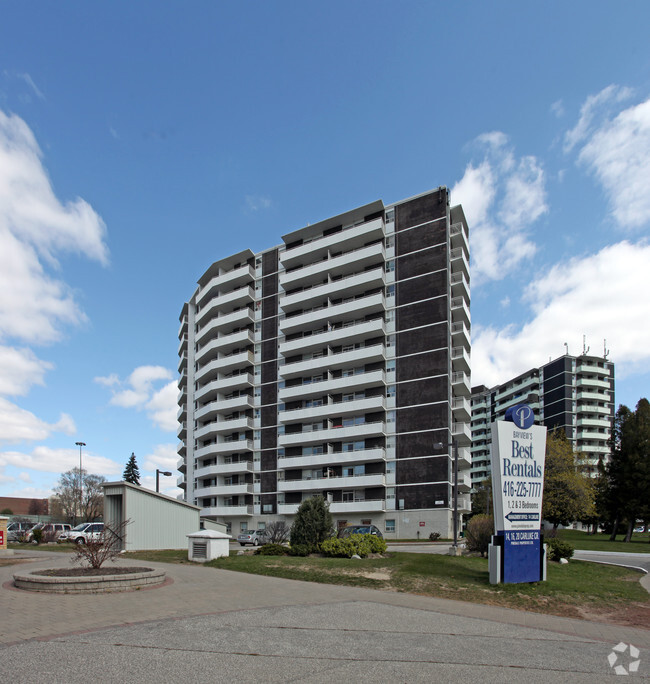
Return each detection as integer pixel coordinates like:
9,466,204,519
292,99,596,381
472,241,650,388
96,366,177,432
0,346,53,396
0,109,109,449
0,398,76,444
451,133,547,284
578,98,650,229
0,446,121,491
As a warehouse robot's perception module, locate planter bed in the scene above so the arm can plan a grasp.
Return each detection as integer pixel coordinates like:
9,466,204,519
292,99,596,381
13,566,166,593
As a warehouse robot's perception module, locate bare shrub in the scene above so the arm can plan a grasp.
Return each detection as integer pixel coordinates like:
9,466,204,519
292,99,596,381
71,520,130,569
465,514,494,557
264,521,289,544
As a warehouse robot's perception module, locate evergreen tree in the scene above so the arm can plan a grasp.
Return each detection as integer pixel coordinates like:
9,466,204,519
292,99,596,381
606,399,650,542
122,452,141,485
289,495,333,552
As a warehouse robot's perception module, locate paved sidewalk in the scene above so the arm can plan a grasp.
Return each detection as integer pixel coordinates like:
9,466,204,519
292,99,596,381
1,549,648,681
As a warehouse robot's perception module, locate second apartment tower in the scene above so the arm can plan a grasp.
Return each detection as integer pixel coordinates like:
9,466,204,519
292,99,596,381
177,187,471,539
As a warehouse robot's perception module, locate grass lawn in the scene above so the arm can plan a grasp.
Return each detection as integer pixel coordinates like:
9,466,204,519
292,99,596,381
120,548,650,627
555,529,650,553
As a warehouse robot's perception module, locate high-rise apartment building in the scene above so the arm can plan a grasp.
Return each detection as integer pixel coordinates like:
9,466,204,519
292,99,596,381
471,353,615,485
177,187,471,539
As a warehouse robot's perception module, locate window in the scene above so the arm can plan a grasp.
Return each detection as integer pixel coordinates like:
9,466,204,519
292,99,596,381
387,385,396,398
240,522,248,533
385,519,396,533
342,490,354,502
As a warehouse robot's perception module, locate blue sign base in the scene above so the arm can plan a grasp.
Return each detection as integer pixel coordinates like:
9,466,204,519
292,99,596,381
499,529,542,584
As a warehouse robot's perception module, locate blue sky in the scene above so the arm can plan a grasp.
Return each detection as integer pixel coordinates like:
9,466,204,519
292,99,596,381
1,2,649,500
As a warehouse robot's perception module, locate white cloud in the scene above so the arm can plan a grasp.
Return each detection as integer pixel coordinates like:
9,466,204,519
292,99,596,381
452,134,547,284
146,381,178,432
550,100,564,118
245,194,272,212
0,446,121,480
563,85,633,153
0,397,76,444
97,366,177,432
142,443,178,472
472,241,650,388
578,97,650,229
0,346,52,396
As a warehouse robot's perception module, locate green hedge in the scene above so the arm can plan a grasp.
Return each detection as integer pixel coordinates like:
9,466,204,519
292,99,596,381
547,537,574,561
320,534,387,558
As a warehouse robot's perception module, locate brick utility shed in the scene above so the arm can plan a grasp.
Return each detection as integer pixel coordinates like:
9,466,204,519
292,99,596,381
103,481,224,551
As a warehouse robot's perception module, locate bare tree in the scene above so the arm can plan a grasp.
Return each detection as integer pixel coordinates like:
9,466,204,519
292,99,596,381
54,468,106,525
71,520,131,569
264,520,289,544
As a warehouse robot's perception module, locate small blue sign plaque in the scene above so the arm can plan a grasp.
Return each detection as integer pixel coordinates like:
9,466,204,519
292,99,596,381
501,529,541,583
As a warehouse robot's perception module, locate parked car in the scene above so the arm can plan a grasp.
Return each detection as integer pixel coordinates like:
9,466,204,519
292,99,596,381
7,521,35,542
237,529,269,546
58,522,104,544
24,523,72,544
337,525,383,539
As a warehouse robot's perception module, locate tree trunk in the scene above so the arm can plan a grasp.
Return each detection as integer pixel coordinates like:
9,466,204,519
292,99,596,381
624,519,634,543
609,515,620,541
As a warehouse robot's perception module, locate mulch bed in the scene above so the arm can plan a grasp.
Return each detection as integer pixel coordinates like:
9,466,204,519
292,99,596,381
32,566,152,577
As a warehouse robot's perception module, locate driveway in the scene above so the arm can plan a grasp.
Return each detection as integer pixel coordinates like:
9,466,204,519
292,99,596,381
1,549,648,682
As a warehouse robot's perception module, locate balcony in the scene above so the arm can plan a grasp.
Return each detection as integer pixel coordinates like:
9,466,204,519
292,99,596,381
451,321,470,351
280,292,385,334
576,417,611,429
576,377,611,390
451,296,470,326
279,447,386,470
279,421,385,447
279,369,385,401
177,475,186,489
279,395,386,425
177,422,187,440
451,371,471,397
177,456,186,473
452,421,472,445
280,343,385,379
281,267,385,311
195,328,255,364
451,346,470,373
195,394,254,421
279,473,385,492
195,416,253,440
195,309,255,346
196,350,254,384
194,439,254,459
449,271,470,300
196,264,255,307
281,217,385,269
451,396,471,422
450,246,469,279
280,241,385,289
195,373,254,403
177,404,187,421
195,461,253,479
196,286,255,327
279,318,386,356
329,499,385,513
195,483,253,497
178,352,188,373
201,504,253,517
576,362,611,376
576,389,611,402
450,222,469,252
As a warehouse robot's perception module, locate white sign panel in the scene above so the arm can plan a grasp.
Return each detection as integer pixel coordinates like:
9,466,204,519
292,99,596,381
490,421,547,532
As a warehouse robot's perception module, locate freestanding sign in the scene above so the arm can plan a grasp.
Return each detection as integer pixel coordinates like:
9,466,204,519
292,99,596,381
490,404,547,583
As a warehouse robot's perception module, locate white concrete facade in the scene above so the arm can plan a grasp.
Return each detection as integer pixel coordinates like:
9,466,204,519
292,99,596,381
178,188,471,539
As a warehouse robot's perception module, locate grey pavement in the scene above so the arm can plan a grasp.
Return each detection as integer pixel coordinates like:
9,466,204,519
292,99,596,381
1,548,649,682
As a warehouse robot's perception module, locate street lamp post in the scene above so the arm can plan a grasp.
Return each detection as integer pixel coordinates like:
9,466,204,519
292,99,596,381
156,469,172,493
435,438,460,550
75,441,86,524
